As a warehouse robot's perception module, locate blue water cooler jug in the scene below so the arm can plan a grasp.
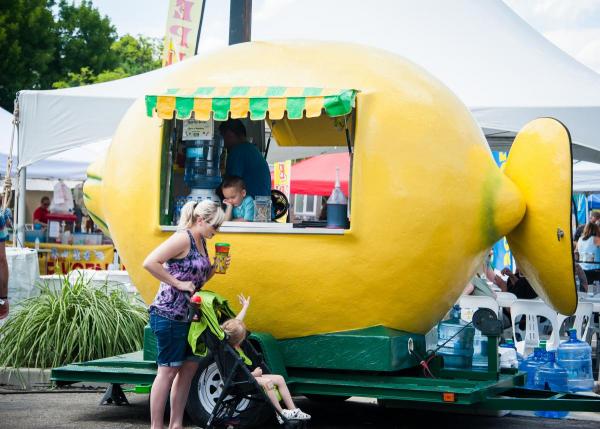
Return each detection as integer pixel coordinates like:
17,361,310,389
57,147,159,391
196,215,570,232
534,351,569,419
437,305,475,369
557,329,594,392
519,347,544,389
184,135,223,201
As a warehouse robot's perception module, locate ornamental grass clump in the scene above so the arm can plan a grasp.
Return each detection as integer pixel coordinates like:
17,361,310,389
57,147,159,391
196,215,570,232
0,274,148,369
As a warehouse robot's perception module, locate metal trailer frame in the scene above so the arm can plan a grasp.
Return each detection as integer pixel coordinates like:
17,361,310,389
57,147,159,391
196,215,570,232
51,329,600,413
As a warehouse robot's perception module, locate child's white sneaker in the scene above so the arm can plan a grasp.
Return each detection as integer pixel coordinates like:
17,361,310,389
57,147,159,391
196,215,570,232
282,408,311,420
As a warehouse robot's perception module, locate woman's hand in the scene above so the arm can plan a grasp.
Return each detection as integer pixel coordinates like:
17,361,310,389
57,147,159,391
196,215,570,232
176,280,196,295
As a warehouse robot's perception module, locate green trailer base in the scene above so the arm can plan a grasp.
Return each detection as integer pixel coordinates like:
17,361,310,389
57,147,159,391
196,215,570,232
51,329,600,413
51,351,157,386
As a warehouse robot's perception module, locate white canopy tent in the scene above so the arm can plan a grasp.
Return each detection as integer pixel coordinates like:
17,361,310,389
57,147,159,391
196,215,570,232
573,162,600,193
1,107,108,183
13,0,600,241
249,0,600,161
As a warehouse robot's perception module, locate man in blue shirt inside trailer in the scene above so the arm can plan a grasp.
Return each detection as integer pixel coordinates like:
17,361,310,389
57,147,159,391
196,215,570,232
219,119,271,199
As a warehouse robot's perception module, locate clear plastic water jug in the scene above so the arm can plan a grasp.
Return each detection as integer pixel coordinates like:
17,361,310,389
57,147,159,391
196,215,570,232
499,339,523,369
519,348,544,389
534,351,569,419
506,339,524,365
184,138,223,190
471,325,490,370
557,329,594,392
499,342,518,369
437,305,475,369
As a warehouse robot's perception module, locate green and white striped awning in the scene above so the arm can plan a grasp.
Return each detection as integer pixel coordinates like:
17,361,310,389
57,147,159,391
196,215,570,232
145,86,357,121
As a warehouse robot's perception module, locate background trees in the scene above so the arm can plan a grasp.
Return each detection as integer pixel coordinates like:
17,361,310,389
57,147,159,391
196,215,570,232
0,0,56,110
0,0,162,110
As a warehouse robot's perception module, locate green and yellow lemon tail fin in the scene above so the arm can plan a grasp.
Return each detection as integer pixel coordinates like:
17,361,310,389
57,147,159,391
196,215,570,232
83,154,111,237
503,118,576,315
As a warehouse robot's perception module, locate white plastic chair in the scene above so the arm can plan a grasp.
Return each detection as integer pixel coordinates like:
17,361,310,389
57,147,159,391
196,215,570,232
556,301,594,341
510,299,559,357
495,292,517,309
458,295,500,322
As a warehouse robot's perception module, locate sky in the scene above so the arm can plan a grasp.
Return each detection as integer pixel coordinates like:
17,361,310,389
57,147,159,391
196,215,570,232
85,0,600,74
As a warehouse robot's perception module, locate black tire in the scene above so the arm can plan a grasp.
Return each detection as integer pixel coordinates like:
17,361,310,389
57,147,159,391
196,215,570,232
185,356,272,428
304,393,350,403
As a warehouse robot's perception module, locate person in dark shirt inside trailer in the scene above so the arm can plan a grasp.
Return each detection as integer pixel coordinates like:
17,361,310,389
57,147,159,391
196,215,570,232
219,119,271,199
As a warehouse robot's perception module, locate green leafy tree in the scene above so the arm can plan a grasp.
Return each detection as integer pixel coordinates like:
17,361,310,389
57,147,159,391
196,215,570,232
1,1,163,102
111,34,161,76
0,0,56,110
51,66,96,89
51,0,118,81
52,34,162,88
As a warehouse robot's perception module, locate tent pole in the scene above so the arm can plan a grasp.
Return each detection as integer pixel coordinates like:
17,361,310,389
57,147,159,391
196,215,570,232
193,0,207,55
16,167,25,247
229,0,252,45
343,115,352,155
264,121,274,160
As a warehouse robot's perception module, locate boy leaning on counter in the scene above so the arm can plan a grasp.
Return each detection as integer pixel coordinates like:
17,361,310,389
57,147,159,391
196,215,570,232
222,176,255,222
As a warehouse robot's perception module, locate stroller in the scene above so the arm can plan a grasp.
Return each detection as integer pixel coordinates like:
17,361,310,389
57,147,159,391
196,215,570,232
188,291,307,429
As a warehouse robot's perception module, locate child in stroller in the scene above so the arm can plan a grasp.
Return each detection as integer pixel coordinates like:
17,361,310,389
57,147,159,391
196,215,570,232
222,294,311,424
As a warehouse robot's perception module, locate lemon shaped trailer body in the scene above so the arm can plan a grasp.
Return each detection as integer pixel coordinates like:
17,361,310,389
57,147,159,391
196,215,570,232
84,41,575,339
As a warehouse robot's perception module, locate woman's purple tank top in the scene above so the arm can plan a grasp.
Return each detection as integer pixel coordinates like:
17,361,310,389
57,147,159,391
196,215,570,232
149,230,212,321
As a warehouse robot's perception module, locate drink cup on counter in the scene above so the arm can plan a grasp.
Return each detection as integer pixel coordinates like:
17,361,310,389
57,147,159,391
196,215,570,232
214,243,231,274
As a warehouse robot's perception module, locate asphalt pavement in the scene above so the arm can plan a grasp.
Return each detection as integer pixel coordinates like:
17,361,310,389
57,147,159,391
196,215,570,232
1,388,599,429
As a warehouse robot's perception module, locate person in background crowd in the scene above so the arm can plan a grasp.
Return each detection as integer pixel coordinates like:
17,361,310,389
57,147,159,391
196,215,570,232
575,259,589,293
463,249,496,298
0,208,12,319
574,210,600,247
494,267,538,299
577,222,600,284
219,119,271,199
33,196,50,227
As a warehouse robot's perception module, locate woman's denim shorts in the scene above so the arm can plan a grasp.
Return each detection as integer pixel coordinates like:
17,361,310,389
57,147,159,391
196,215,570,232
149,312,195,367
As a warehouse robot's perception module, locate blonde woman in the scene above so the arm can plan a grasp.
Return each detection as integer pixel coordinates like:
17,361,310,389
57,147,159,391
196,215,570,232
143,200,227,429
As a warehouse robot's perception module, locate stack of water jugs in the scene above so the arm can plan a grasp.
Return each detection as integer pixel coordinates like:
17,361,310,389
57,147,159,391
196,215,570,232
519,328,595,419
437,308,595,420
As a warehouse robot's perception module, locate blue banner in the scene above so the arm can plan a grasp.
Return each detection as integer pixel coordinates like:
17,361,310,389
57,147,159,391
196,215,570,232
574,193,587,226
491,151,514,271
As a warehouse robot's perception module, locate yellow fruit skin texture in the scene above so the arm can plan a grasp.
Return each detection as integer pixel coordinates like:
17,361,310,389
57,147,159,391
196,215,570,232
84,41,573,339
504,118,576,316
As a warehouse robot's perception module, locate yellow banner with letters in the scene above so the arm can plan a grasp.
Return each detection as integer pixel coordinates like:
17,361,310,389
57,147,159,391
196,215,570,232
273,160,291,198
273,160,292,223
162,0,206,66
26,243,120,275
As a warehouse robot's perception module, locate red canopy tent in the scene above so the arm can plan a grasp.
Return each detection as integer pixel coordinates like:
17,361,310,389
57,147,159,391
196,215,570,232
273,152,350,197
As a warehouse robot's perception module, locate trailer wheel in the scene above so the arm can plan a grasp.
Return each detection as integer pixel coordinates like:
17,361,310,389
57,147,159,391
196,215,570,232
185,357,272,428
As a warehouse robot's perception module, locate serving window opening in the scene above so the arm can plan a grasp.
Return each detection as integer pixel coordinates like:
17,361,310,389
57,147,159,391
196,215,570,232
145,87,357,234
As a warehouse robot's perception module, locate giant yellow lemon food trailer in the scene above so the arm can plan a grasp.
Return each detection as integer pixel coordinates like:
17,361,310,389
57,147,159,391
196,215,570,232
52,41,600,425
